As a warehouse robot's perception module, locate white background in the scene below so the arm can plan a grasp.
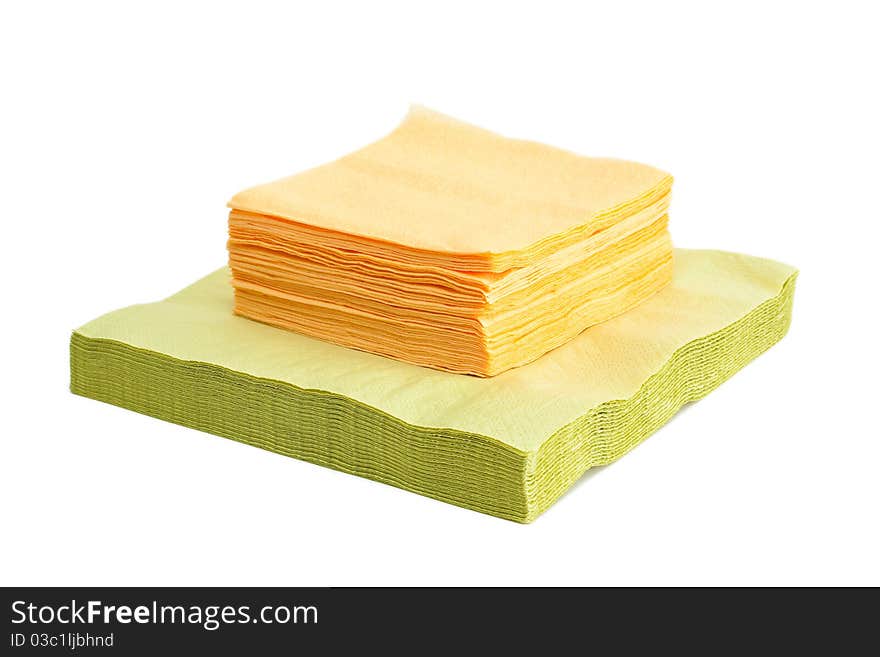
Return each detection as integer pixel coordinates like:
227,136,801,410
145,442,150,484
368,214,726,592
1,1,877,586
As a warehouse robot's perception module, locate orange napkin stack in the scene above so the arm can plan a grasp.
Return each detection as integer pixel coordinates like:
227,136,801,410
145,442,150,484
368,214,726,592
228,108,673,376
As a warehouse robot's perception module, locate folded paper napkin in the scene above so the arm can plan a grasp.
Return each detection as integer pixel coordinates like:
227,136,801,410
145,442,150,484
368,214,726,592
228,107,674,376
70,250,797,522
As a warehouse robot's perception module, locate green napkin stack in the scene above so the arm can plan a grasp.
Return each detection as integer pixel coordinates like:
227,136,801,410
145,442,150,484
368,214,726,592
71,249,796,522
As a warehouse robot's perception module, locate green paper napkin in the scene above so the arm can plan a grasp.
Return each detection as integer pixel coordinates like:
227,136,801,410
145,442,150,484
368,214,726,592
71,249,797,521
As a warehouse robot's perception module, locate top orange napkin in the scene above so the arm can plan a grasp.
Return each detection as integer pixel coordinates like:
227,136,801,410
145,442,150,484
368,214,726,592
227,107,674,376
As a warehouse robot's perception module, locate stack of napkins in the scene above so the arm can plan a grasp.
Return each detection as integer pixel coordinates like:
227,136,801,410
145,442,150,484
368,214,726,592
70,250,797,522
70,109,798,521
228,108,674,376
